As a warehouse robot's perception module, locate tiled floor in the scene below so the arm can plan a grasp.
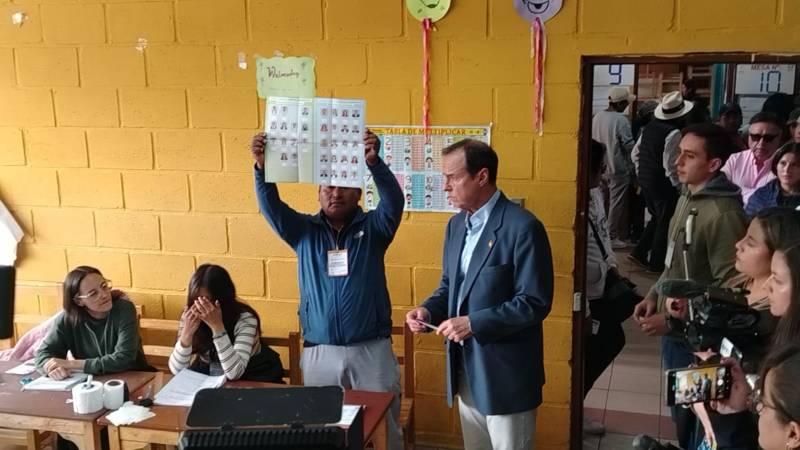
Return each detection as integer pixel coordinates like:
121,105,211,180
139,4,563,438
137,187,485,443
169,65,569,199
583,247,679,449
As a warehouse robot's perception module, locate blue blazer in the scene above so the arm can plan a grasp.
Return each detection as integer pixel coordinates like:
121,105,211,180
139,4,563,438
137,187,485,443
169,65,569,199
422,193,554,415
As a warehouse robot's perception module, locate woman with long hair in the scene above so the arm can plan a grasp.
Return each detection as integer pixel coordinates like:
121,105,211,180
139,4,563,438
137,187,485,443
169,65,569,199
168,264,283,382
35,266,151,379
768,239,800,348
745,143,800,217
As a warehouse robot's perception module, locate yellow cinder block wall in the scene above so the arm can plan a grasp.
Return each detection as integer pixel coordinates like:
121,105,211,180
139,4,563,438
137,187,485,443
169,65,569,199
1,0,797,447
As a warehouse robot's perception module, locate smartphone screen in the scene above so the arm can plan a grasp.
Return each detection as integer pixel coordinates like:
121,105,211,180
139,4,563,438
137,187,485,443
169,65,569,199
666,364,731,406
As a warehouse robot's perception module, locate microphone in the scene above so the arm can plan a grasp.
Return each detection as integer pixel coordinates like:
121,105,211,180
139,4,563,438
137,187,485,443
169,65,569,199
685,209,698,246
655,279,707,299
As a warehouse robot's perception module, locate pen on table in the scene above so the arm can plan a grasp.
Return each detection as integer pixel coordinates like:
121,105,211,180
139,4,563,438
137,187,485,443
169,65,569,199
415,320,465,346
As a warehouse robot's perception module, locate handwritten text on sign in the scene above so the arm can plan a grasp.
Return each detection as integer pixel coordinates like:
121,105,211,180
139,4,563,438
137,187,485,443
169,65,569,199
256,56,316,99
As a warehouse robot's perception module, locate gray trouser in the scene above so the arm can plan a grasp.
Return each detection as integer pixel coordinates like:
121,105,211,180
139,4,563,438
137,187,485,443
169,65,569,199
458,371,537,450
301,338,403,450
607,172,631,240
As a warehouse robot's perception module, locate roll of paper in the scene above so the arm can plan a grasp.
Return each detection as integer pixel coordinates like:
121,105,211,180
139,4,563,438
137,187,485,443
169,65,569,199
72,381,104,414
103,379,125,410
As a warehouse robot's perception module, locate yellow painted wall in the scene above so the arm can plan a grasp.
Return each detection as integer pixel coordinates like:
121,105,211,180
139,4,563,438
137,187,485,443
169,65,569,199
0,0,797,448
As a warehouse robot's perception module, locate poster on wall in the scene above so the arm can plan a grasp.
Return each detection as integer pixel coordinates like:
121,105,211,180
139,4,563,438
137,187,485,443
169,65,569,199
364,125,492,213
264,96,365,188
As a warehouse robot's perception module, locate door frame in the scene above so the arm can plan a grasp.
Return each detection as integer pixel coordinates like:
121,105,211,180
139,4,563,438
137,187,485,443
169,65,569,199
570,52,800,449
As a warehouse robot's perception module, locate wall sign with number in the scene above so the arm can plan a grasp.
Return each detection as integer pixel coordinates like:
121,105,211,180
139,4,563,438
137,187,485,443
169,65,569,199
734,64,796,95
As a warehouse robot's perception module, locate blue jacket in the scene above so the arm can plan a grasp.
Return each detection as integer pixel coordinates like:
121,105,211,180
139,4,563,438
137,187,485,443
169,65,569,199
745,178,800,218
254,160,404,345
422,193,554,415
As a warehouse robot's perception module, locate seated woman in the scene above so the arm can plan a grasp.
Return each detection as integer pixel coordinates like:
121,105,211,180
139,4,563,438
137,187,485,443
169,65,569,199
699,222,800,449
745,143,800,217
168,264,284,382
35,266,152,379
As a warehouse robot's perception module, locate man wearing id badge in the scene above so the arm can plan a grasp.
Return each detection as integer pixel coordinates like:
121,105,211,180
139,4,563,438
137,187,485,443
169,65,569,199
405,139,554,450
251,129,405,450
632,123,746,449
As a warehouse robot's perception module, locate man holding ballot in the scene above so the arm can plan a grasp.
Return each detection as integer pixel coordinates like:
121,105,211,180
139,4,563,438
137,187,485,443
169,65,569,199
251,130,405,450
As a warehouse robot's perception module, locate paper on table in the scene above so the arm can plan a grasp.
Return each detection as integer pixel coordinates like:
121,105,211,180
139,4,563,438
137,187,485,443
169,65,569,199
22,372,89,391
153,369,227,407
5,359,36,375
0,200,23,266
328,404,362,427
256,56,316,99
105,401,156,426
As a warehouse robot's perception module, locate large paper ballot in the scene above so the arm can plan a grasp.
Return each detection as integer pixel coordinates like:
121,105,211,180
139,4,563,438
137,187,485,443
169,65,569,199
264,96,366,188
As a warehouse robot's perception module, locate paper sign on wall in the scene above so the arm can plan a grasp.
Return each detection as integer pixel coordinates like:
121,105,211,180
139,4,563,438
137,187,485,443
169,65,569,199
256,56,316,99
264,96,366,188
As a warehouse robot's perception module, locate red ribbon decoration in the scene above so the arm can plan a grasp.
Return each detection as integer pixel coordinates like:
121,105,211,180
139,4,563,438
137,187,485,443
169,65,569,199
531,17,546,135
422,18,432,142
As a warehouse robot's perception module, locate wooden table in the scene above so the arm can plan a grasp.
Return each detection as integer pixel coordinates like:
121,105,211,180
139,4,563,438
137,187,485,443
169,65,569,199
99,377,394,450
0,360,157,450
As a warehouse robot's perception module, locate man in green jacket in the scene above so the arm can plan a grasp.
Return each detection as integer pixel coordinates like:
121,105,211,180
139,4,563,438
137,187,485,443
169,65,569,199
632,123,747,448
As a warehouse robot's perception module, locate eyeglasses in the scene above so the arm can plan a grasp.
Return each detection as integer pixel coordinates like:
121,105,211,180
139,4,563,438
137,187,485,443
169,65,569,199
749,133,779,144
74,279,112,300
751,387,788,419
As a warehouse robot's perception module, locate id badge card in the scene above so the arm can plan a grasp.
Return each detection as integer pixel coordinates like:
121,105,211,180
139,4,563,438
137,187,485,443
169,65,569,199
328,249,349,277
664,241,675,269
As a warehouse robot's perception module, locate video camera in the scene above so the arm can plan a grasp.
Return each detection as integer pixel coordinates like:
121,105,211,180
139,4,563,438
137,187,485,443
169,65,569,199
655,279,761,353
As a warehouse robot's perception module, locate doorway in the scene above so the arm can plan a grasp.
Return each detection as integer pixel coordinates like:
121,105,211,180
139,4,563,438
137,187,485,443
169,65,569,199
571,53,800,450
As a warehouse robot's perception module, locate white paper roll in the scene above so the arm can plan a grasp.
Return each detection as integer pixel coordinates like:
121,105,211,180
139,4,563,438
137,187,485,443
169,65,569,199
103,379,125,410
72,381,104,414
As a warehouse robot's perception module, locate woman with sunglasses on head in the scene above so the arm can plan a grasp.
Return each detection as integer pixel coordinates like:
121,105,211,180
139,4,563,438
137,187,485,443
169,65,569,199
168,264,283,382
35,266,152,380
745,143,800,218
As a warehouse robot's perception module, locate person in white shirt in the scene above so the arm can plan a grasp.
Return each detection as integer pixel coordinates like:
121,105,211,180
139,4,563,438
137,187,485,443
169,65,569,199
592,86,636,248
722,112,785,205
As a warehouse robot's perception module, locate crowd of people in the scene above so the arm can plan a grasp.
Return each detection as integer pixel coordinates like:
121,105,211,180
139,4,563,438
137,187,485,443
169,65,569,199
1,130,555,450
5,78,800,450
589,84,800,450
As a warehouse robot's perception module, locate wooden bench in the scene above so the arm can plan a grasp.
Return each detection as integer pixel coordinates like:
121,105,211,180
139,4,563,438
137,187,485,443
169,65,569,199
138,317,303,385
392,324,415,450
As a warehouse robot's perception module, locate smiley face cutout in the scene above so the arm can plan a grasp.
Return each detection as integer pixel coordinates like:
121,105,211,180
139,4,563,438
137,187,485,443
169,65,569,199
406,0,451,22
513,0,563,22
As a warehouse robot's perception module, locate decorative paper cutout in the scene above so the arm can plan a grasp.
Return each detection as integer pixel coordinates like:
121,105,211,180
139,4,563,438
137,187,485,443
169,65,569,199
406,0,451,22
513,0,562,135
513,0,563,22
406,0,450,141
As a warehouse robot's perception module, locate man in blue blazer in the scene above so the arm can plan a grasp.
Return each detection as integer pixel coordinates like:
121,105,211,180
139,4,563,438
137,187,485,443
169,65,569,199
406,139,554,450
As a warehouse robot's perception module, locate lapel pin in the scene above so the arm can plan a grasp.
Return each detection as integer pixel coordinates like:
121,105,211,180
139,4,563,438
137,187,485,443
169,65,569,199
488,240,494,248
